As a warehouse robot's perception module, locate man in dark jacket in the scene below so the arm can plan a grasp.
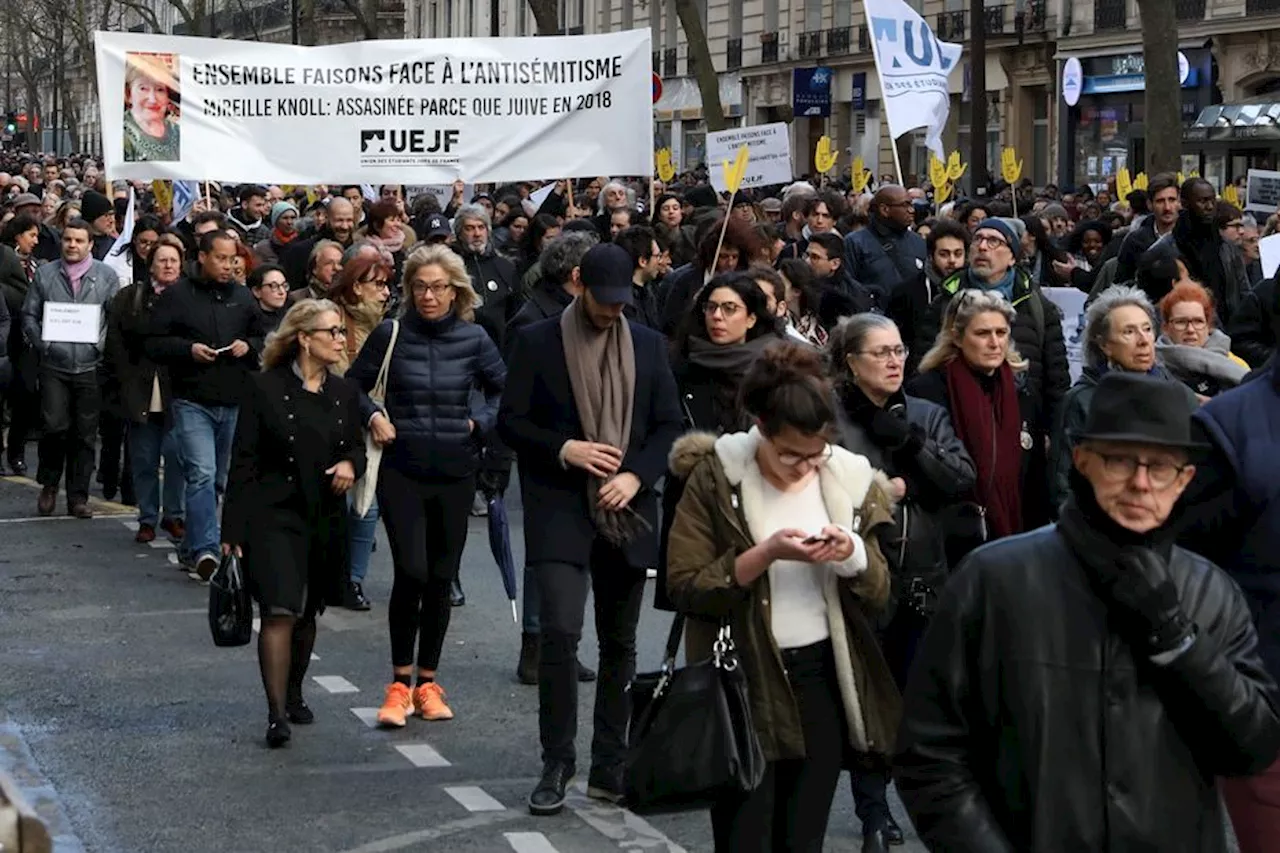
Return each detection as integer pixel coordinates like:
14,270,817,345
896,372,1280,853
1226,274,1276,369
892,218,967,377
146,231,263,581
1153,178,1249,326
505,231,596,360
279,197,356,289
1113,172,1180,284
844,185,926,309
11,193,60,263
453,203,519,353
612,224,662,330
226,184,269,245
81,190,117,261
500,243,682,817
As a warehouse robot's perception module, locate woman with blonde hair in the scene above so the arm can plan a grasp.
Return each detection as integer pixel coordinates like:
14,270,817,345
907,289,1038,562
348,244,505,728
221,298,367,747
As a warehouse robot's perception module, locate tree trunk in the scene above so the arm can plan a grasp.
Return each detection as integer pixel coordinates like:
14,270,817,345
527,0,558,34
675,0,726,132
1137,0,1181,173
299,0,317,45
969,0,988,194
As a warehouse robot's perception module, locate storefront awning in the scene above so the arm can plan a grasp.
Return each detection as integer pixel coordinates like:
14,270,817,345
1184,104,1280,142
654,74,743,122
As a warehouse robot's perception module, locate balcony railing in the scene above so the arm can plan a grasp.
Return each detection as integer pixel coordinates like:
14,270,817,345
1016,0,1048,35
858,25,869,50
826,25,852,55
799,30,823,58
936,10,965,40
726,37,742,70
1247,0,1280,12
662,48,677,77
985,5,1007,33
1176,0,1206,19
761,37,779,63
1095,0,1127,30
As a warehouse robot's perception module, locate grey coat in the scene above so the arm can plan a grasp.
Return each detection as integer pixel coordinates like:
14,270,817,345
22,259,120,374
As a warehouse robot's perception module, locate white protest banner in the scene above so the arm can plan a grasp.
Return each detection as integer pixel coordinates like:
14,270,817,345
1245,169,1280,214
104,187,137,282
42,303,103,345
864,0,962,158
1260,233,1280,279
529,182,558,211
1042,286,1088,383
706,123,792,193
95,30,653,184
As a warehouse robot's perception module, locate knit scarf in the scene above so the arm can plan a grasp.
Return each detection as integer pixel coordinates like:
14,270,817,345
944,358,1023,538
561,296,641,546
968,265,1018,302
373,227,406,254
63,255,93,296
272,226,299,246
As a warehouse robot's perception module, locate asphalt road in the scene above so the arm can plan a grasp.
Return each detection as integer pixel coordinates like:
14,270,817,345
0,472,927,853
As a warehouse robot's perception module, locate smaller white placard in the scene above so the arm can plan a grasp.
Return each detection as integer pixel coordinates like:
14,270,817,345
1042,286,1088,384
528,182,557,211
1259,233,1280,280
1246,168,1280,214
42,303,102,344
707,123,793,193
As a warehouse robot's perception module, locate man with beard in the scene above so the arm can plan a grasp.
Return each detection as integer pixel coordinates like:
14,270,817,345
287,240,343,305
1115,174,1181,285
280,197,356,289
845,184,926,310
892,218,968,376
896,372,1280,852
1152,178,1248,326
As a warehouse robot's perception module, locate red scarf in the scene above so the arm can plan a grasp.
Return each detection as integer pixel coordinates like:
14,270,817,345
272,227,299,246
944,358,1023,538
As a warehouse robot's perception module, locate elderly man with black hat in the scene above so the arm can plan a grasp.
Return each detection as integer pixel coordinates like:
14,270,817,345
897,371,1280,852
499,242,683,817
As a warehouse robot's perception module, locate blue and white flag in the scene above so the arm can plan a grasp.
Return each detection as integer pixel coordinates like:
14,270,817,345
172,180,198,223
864,0,963,159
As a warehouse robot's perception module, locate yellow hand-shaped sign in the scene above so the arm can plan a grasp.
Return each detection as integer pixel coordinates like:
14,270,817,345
722,144,750,194
1223,184,1239,207
151,180,173,215
935,180,953,205
852,156,871,193
815,136,839,174
929,154,949,191
947,151,967,182
1000,148,1022,184
1133,172,1149,191
655,148,676,183
1115,167,1132,205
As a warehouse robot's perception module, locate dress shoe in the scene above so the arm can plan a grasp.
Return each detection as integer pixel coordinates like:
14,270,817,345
343,582,372,611
516,632,539,685
160,517,185,541
862,829,889,853
68,500,93,520
883,815,905,845
266,716,292,748
528,760,574,816
449,578,465,607
37,485,57,516
285,698,315,725
135,523,156,544
586,765,625,804
577,659,597,682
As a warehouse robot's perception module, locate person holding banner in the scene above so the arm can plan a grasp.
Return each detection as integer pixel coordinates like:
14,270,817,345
22,219,120,519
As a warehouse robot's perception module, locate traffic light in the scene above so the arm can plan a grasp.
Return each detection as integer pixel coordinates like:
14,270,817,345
4,113,15,134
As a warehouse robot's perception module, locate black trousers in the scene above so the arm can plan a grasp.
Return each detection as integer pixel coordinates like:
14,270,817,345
711,640,845,853
534,539,646,770
36,367,100,502
97,411,133,502
2,343,37,464
378,467,474,671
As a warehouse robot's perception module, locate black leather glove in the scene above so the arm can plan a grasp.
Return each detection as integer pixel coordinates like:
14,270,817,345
868,407,918,452
1102,548,1193,656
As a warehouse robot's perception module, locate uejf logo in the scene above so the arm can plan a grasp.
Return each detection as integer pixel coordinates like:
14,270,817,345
359,128,459,155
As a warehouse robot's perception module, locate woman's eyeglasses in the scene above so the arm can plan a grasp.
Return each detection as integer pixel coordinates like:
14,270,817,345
412,282,452,297
704,300,744,318
776,445,833,468
309,326,348,340
858,345,908,362
1168,316,1207,331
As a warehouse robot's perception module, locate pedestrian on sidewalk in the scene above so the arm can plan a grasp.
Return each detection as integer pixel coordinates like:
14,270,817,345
22,218,118,518
348,244,505,729
499,242,682,815
222,299,366,748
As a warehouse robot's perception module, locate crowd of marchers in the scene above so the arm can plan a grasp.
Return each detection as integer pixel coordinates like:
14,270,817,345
0,151,1277,852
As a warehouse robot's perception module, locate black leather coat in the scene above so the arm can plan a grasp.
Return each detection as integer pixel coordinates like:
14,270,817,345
895,499,1280,852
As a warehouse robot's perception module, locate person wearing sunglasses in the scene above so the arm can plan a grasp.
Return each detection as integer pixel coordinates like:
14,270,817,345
221,298,367,748
666,341,899,852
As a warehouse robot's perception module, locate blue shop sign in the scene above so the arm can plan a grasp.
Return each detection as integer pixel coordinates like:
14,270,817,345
1082,68,1199,95
852,72,866,111
793,66,833,117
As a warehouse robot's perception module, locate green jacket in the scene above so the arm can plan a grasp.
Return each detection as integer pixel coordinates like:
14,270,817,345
665,429,902,761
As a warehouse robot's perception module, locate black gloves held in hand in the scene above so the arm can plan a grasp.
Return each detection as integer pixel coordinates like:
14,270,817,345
868,408,921,454
1103,548,1193,656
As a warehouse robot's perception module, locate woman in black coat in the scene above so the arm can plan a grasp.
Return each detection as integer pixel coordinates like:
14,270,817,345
221,298,367,748
0,212,39,474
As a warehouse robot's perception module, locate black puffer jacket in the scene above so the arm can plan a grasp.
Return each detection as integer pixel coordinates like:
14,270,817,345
836,386,976,620
348,309,505,481
921,267,1070,439
895,493,1280,853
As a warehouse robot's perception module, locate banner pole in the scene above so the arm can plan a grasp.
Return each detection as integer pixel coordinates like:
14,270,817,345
863,5,904,187
711,191,736,276
204,181,211,208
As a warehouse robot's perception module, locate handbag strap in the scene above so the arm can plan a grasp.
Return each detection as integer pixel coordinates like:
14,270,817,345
661,613,737,669
369,320,399,405
661,613,686,668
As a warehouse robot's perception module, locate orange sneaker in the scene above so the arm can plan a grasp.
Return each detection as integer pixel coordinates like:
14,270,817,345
413,682,454,721
376,682,413,728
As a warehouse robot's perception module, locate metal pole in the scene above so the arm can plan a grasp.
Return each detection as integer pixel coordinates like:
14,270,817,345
969,0,988,195
290,0,299,44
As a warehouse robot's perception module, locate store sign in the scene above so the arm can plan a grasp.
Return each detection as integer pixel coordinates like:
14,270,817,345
1062,57,1083,107
793,67,833,117
852,72,866,111
1179,51,1190,84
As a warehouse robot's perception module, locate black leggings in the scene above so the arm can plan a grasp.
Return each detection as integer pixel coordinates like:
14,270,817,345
378,467,474,671
710,640,845,852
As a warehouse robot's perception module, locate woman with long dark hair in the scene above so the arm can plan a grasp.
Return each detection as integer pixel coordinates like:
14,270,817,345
652,191,695,268
0,212,40,474
659,215,763,337
517,213,562,291
222,298,367,747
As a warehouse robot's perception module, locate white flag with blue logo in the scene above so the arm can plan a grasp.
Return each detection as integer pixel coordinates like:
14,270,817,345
172,180,198,223
864,0,963,159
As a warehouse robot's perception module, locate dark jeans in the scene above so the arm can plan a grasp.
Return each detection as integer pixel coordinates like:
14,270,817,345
2,344,37,464
711,640,845,853
97,410,133,501
37,367,100,502
535,540,646,770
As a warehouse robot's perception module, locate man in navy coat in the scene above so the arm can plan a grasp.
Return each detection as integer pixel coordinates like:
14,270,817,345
500,243,683,816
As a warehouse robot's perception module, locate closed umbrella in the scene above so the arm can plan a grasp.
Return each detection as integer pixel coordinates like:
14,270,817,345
486,493,519,623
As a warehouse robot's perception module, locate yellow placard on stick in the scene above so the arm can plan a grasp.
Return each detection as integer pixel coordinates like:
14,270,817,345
655,147,676,183
1133,172,1149,191
722,144,750,195
1116,167,1133,205
947,151,967,182
151,180,173,216
1223,184,1240,207
815,136,839,174
851,156,871,194
1000,147,1023,185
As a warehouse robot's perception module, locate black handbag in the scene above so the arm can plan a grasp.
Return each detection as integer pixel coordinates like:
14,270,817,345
624,613,766,812
208,552,253,647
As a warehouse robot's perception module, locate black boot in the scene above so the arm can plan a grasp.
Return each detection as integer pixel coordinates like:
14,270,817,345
883,815,904,845
528,760,574,816
862,829,888,853
516,632,539,685
450,577,465,607
266,715,292,748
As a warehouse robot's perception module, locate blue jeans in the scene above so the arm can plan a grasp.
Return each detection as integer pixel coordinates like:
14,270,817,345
128,418,185,528
170,399,237,562
348,493,379,584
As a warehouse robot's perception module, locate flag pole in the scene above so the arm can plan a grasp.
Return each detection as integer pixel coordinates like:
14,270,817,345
864,5,905,186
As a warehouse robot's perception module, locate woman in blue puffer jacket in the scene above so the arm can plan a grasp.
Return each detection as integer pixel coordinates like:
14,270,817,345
348,244,506,728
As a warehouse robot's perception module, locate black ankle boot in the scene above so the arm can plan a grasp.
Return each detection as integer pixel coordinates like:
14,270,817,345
528,760,574,816
266,715,292,748
516,632,539,685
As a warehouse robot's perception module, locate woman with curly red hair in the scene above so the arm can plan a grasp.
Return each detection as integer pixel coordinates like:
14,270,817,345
1156,280,1249,399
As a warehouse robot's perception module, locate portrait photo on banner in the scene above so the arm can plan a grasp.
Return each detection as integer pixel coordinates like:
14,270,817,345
123,51,182,163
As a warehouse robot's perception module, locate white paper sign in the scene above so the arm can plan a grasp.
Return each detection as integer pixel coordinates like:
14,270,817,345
42,303,103,345
528,182,557,211
706,123,793,193
1259,233,1280,280
1042,286,1088,384
95,30,653,184
1245,169,1280,214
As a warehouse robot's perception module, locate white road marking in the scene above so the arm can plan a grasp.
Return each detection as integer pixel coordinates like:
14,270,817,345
122,521,139,531
310,653,320,660
0,513,133,524
147,538,174,549
444,786,505,812
504,833,559,853
394,743,451,767
565,786,689,852
350,707,380,727
312,675,359,694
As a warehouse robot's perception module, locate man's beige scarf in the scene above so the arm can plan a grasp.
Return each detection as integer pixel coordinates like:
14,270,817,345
560,297,644,545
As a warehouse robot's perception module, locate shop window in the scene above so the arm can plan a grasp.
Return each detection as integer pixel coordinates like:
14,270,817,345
1076,105,1132,190
834,0,852,28
1032,87,1049,186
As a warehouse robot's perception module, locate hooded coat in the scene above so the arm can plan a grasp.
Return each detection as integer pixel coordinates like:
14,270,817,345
664,429,902,762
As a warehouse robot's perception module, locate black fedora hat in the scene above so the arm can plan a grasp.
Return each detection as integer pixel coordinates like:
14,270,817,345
1070,372,1209,453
